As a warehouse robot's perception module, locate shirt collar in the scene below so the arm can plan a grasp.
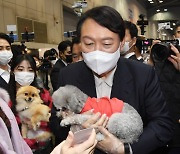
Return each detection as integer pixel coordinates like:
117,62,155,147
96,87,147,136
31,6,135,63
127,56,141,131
137,56,143,60
124,52,135,59
94,66,117,87
61,59,67,66
0,65,11,75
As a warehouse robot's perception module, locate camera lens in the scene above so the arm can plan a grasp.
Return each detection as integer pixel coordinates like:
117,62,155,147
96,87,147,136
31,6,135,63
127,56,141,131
151,43,170,62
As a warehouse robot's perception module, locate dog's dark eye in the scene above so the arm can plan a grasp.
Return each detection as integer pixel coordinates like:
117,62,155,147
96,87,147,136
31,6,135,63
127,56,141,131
25,93,28,96
62,107,67,111
32,94,35,97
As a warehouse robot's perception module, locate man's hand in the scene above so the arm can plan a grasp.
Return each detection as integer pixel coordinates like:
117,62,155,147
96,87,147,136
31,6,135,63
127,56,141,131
51,129,97,154
168,44,180,71
97,126,124,154
82,112,108,129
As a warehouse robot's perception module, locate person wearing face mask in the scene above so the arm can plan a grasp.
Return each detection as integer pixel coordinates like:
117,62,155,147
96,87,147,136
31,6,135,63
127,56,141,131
49,6,173,154
0,33,13,92
145,22,180,154
120,21,143,62
173,22,180,46
71,36,83,63
8,54,54,153
0,87,97,154
50,40,72,91
38,48,58,93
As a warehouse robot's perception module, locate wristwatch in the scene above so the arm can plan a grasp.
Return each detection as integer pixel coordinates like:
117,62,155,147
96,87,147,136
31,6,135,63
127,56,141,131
124,143,130,154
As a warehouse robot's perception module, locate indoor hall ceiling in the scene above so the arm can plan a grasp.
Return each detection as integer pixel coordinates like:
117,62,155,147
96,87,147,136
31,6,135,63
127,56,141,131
137,0,180,10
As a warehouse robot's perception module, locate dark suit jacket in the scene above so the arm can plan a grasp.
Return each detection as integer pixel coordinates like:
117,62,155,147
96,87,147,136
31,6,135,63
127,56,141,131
0,76,9,92
49,58,174,154
50,59,66,91
128,54,144,63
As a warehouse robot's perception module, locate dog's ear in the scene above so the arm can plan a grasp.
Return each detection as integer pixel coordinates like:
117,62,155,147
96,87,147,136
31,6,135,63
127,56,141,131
37,89,40,94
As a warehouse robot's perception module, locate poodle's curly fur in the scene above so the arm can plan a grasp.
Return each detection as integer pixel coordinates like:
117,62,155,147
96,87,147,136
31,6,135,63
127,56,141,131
52,85,143,143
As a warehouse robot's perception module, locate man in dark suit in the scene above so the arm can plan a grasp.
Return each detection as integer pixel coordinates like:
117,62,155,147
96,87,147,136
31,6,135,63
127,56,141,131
0,33,13,91
121,21,144,62
50,40,72,91
49,6,173,154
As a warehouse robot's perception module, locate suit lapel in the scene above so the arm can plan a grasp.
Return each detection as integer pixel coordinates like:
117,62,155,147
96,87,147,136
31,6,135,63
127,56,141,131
77,62,97,97
0,76,9,91
111,58,134,104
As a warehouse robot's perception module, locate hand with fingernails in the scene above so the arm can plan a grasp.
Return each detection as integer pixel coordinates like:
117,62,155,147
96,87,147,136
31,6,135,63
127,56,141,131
168,44,180,71
51,129,97,154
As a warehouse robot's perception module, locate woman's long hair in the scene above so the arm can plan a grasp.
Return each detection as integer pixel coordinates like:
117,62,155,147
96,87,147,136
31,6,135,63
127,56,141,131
9,54,40,114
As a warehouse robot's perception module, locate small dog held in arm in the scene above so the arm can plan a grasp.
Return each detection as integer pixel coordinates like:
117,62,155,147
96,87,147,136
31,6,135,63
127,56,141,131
16,86,52,141
52,85,143,144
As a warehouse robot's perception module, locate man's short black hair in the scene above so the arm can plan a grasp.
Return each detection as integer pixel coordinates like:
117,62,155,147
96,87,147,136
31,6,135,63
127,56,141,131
124,21,138,38
76,6,125,41
0,32,11,45
71,37,80,51
173,22,180,35
58,40,72,54
44,48,58,58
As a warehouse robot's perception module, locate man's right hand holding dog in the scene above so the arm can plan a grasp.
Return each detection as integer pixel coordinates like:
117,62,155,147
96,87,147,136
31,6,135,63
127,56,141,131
82,112,108,129
82,112,125,154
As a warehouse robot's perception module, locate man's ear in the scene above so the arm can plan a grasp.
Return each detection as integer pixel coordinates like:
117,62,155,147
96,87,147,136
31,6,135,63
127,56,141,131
120,39,125,51
132,37,137,46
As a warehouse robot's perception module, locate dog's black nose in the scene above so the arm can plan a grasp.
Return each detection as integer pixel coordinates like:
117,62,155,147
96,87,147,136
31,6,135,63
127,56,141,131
28,97,32,102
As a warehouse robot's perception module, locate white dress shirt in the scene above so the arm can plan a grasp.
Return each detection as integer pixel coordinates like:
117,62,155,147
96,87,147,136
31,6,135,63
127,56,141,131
0,65,11,83
94,67,116,98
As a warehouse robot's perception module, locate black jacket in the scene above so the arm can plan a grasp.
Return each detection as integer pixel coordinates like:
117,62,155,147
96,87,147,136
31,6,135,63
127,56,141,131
50,59,66,91
154,61,180,147
50,58,174,154
0,76,9,91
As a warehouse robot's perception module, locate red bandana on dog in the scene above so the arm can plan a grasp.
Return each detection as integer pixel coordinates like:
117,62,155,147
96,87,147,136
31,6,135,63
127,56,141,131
80,97,124,117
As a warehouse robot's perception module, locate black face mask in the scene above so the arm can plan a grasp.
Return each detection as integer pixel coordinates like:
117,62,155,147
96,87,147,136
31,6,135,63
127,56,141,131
65,55,72,63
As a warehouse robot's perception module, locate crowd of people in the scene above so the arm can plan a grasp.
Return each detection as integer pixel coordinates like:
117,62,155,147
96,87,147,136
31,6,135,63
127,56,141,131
0,5,180,154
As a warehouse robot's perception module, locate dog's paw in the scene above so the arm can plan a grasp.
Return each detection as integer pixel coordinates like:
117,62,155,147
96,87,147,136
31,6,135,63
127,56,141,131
60,119,70,126
36,122,41,128
96,133,105,141
32,124,37,131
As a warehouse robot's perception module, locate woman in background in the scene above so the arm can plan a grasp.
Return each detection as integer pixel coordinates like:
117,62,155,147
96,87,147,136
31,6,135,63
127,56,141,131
9,54,53,153
0,87,97,154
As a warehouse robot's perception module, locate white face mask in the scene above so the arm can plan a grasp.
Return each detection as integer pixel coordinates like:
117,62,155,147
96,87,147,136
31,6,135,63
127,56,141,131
120,41,130,55
0,50,13,65
176,38,180,45
51,58,58,65
120,41,134,55
14,72,35,86
82,48,120,75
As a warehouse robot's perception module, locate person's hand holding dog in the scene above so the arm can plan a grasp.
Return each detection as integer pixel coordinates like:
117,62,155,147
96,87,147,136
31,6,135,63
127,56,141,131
51,129,97,154
82,112,108,129
97,126,124,154
81,112,125,153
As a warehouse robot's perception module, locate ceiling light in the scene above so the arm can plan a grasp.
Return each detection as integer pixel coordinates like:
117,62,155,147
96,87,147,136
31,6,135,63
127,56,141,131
159,0,163,3
148,0,152,1
150,1,154,3
156,9,160,12
164,8,167,11
172,23,176,26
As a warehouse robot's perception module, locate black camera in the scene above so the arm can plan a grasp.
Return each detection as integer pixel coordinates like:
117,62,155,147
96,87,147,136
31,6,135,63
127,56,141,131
39,48,57,72
151,40,179,62
46,48,57,61
39,59,52,72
